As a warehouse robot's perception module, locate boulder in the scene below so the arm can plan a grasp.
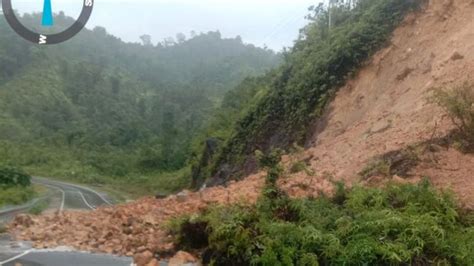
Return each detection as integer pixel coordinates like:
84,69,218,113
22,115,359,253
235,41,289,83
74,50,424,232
13,214,35,227
134,250,154,266
169,251,198,266
146,259,159,266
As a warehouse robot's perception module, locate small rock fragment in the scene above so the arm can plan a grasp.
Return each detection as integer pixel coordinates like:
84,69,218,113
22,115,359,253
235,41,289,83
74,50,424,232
396,67,414,81
450,51,464,61
176,191,190,203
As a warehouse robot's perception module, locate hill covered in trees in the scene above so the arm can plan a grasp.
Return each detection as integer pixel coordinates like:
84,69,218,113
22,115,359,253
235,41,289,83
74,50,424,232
0,13,280,194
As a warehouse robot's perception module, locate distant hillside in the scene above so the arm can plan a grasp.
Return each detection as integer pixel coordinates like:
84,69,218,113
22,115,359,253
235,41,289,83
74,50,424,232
0,12,280,193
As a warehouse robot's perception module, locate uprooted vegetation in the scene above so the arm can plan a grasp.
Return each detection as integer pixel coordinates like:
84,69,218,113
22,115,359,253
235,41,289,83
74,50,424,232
171,176,474,265
359,145,422,180
432,83,474,152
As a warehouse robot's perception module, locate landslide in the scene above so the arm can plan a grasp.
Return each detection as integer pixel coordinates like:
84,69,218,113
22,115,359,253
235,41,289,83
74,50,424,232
283,0,474,209
8,0,474,264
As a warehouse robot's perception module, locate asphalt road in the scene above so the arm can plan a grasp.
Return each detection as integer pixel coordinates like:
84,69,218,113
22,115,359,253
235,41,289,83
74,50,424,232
31,177,113,211
0,178,133,266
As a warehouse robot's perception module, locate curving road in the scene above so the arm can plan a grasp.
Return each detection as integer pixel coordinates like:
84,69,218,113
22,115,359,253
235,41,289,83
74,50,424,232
31,177,112,211
0,178,133,266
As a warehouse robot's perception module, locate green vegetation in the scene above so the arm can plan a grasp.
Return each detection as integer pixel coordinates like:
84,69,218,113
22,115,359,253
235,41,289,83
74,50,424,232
0,186,35,207
0,166,31,187
0,13,280,195
28,199,50,215
192,0,422,185
289,161,307,174
0,223,6,234
433,83,474,152
0,166,35,207
173,148,474,265
172,179,474,265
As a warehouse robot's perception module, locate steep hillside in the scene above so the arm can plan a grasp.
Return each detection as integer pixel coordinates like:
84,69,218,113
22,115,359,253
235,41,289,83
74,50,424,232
196,0,422,186
283,0,474,209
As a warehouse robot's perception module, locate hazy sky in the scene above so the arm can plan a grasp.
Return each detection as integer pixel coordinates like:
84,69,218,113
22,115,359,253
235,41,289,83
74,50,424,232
9,0,321,51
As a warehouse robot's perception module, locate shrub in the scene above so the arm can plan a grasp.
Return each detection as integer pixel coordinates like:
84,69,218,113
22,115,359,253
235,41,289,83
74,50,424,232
359,159,391,180
172,181,474,265
0,166,31,187
433,83,474,151
289,161,307,174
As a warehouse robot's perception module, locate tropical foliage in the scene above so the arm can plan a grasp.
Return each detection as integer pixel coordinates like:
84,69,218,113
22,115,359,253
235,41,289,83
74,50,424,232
172,180,474,266
0,13,280,194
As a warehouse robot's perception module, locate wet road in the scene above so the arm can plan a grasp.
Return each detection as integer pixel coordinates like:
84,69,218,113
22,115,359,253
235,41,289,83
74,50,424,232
0,178,128,266
31,177,112,211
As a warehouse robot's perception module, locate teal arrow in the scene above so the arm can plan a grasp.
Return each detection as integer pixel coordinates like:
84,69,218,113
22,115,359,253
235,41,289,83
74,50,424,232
42,0,54,26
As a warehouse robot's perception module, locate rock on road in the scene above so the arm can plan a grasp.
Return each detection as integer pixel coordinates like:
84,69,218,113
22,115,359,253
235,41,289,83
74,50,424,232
0,177,135,266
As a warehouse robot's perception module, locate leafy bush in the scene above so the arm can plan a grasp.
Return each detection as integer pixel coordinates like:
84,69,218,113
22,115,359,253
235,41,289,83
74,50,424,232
289,161,307,174
433,83,474,151
172,180,474,265
0,166,31,187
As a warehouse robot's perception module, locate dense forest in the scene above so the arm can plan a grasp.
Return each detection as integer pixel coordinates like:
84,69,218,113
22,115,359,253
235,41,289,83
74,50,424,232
0,13,280,195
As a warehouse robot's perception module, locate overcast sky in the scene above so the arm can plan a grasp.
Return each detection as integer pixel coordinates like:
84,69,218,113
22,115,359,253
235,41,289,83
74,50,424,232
10,0,321,51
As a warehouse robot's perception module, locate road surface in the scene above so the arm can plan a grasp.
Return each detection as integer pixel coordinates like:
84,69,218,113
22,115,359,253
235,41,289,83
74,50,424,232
31,177,113,211
0,177,135,266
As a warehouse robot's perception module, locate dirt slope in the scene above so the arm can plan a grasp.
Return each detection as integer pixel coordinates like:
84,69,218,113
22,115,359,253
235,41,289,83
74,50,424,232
9,0,474,264
284,0,474,208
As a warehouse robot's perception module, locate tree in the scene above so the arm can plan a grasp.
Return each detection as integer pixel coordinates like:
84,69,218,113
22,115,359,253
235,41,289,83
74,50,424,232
140,34,152,46
176,33,186,43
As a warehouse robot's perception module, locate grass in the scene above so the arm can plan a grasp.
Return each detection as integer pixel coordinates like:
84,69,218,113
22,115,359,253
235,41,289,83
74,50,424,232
0,186,35,208
170,180,474,265
289,161,308,174
28,199,50,215
0,141,191,199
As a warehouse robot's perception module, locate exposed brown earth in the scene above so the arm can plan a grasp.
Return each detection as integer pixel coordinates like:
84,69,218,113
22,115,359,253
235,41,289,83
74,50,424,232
8,0,474,265
285,0,474,207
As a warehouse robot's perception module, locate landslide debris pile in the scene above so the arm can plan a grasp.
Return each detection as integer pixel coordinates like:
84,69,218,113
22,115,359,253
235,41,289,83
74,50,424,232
9,174,266,262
